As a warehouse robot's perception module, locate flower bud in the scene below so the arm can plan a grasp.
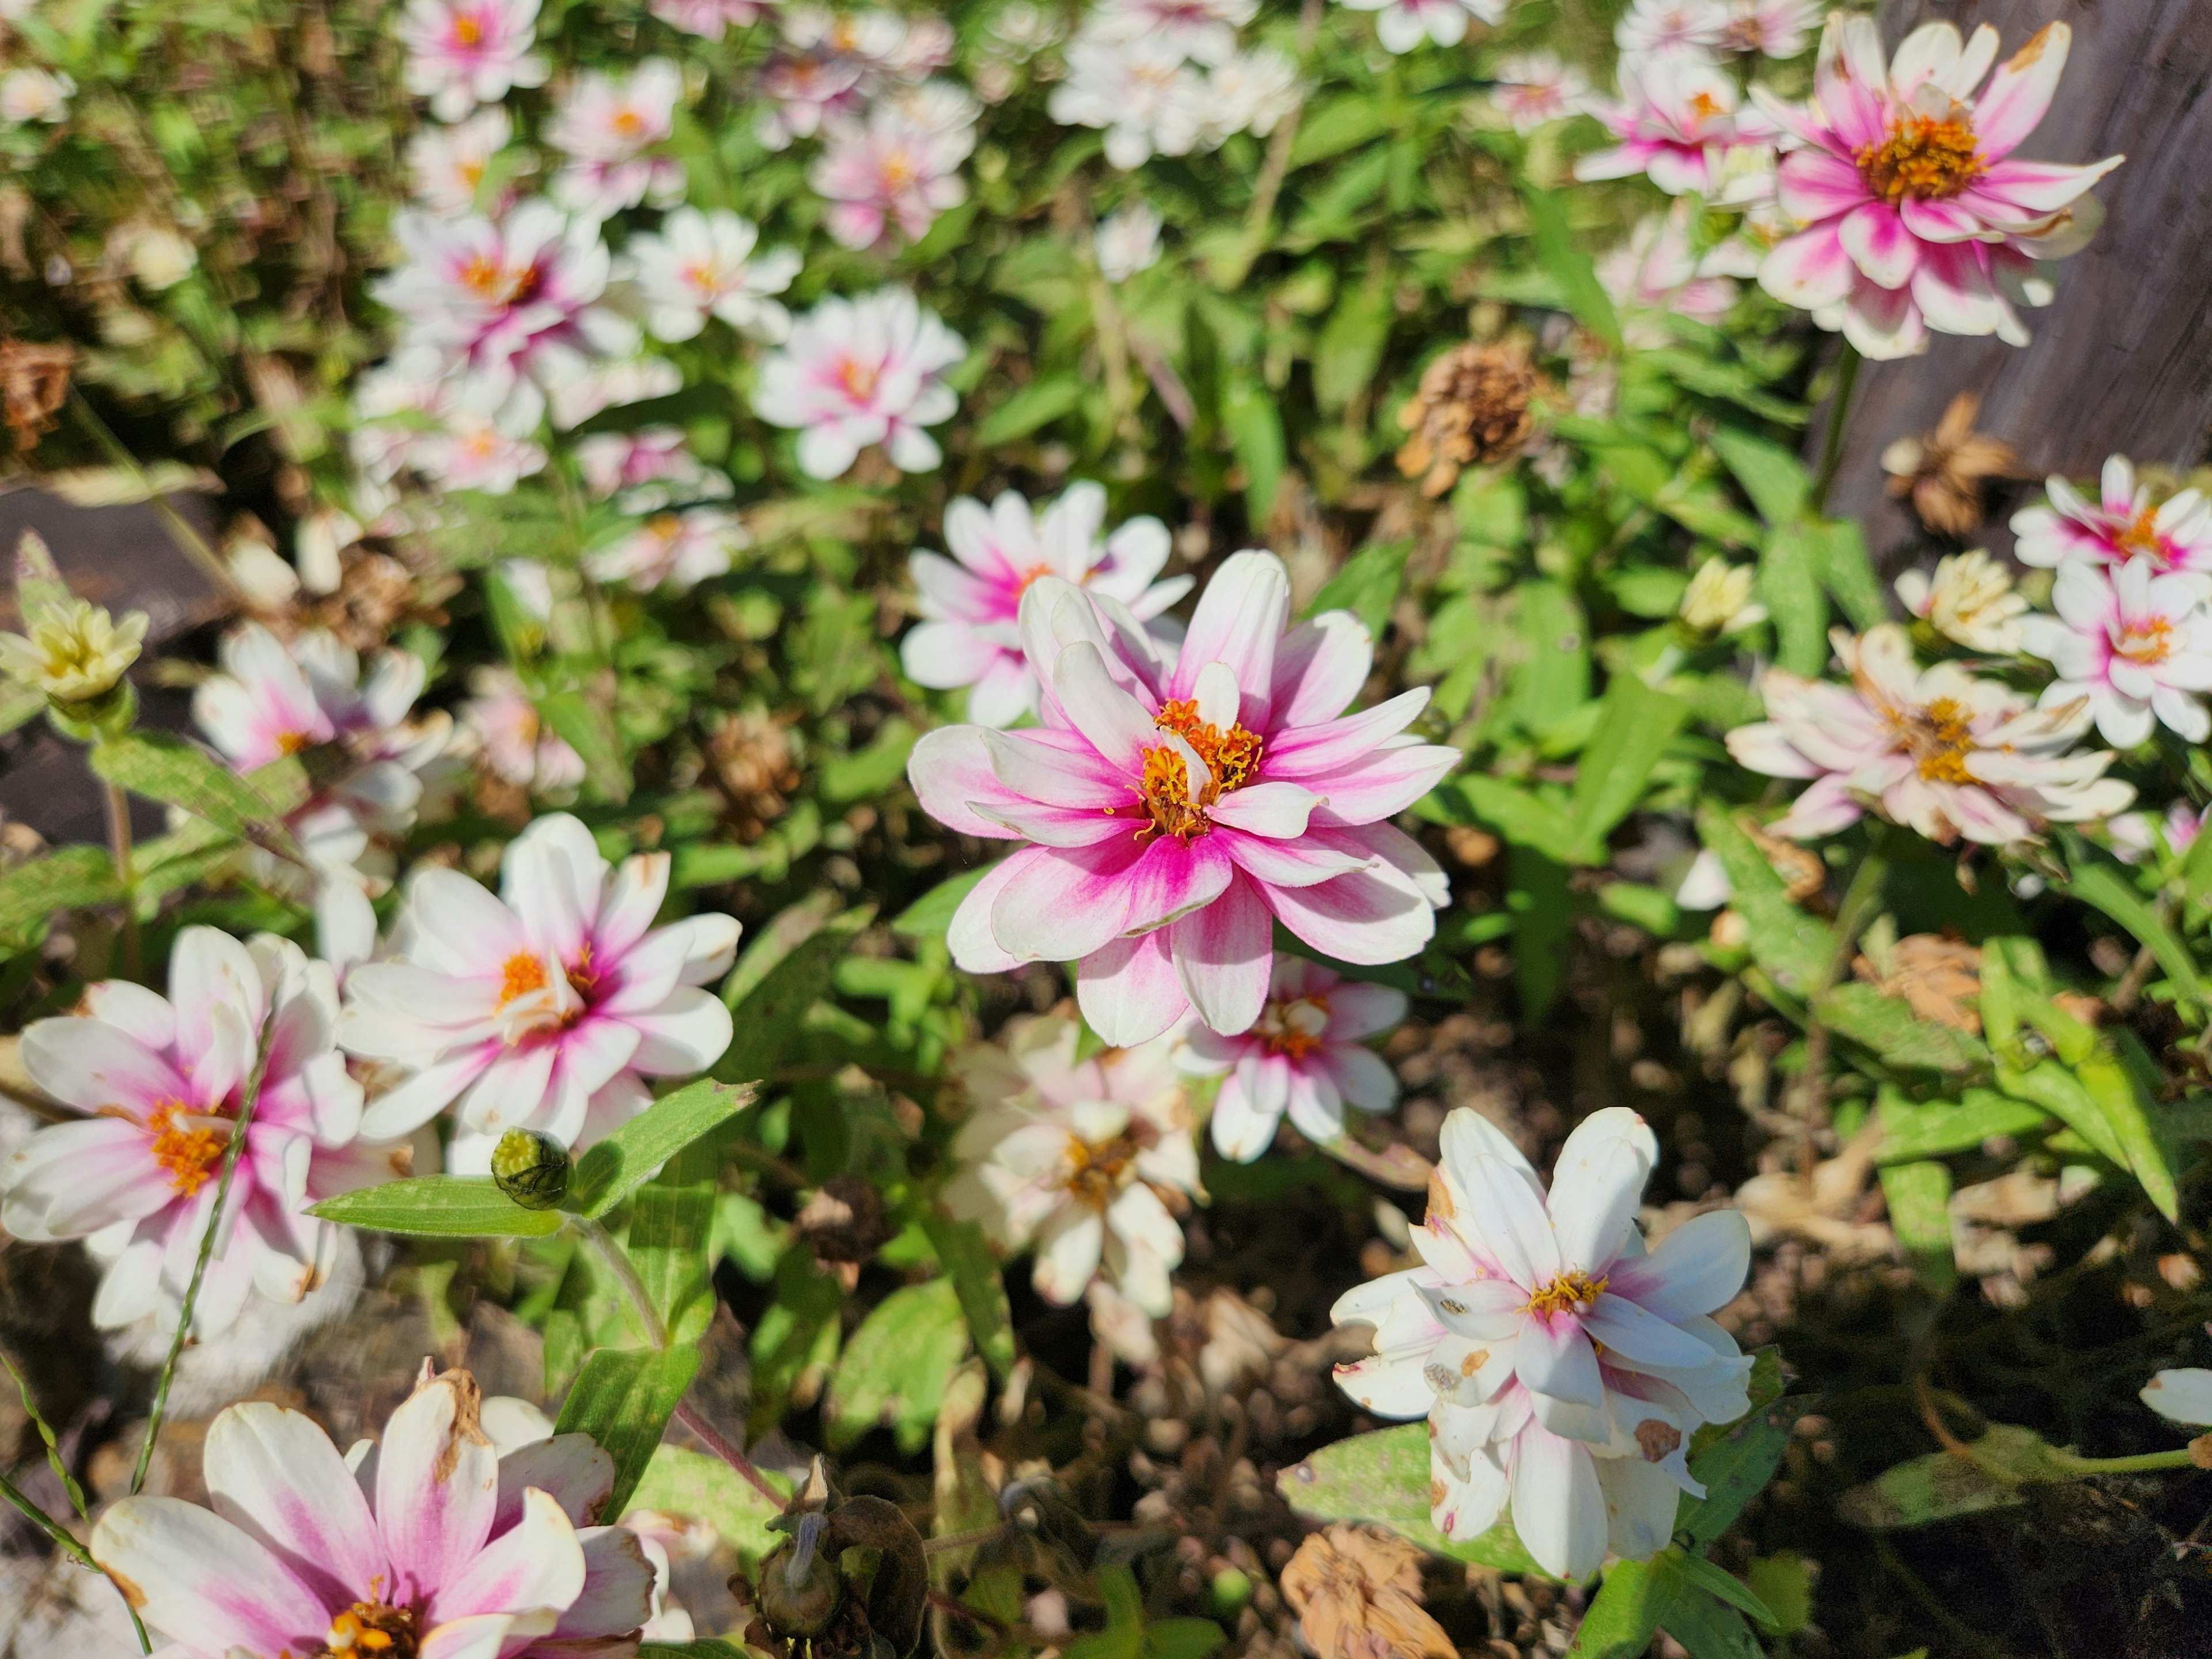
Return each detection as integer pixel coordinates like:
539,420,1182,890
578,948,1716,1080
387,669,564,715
0,588,148,739
755,1516,844,1639
491,1128,570,1210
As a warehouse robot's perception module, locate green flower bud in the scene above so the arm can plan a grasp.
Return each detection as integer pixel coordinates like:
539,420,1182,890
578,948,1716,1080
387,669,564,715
491,1128,570,1210
756,1518,844,1639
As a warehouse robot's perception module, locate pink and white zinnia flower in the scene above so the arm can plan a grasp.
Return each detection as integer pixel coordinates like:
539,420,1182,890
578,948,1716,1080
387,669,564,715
2019,556,2212,747
942,1011,1199,1317
1575,54,1777,196
810,101,975,250
546,59,687,221
1176,953,1405,1161
626,206,801,343
2011,454,2212,589
337,813,740,1168
1752,17,2123,359
651,0,771,36
1339,0,1503,55
1488,53,1591,134
587,506,751,593
0,928,398,1335
398,0,549,122
752,287,964,479
90,1365,654,1659
406,108,524,217
1726,622,2133,845
902,481,1187,728
910,551,1457,1046
1331,1107,1753,1581
463,666,588,793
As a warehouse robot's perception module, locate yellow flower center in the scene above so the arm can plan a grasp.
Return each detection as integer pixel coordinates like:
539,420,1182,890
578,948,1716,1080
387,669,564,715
1855,115,1984,204
276,730,312,755
836,357,880,403
1522,1269,1608,1321
2115,506,2165,559
567,941,603,999
323,1598,420,1656
612,108,645,138
880,148,918,190
1062,1132,1141,1211
1906,696,1978,784
2116,616,2175,665
499,950,549,1004
1119,698,1266,843
450,12,483,46
146,1101,227,1198
1256,995,1328,1061
1687,89,1724,123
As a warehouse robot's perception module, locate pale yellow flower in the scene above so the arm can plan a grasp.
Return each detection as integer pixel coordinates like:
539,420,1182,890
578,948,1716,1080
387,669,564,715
1679,556,1766,635
1895,548,2028,654
0,597,147,703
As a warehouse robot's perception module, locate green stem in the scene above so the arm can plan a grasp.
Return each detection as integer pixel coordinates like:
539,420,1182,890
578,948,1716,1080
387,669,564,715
1788,826,1890,1146
565,1215,785,1505
130,997,282,1498
2048,1446,2203,1477
103,780,140,982
1813,342,1862,512
6,1428,157,1652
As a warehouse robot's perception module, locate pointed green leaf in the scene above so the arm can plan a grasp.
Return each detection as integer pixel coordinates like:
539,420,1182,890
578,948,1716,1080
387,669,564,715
556,1345,703,1516
1278,1423,1549,1575
825,1277,969,1453
570,1079,755,1219
1568,673,1690,862
91,732,303,863
624,1444,793,1571
310,1176,567,1237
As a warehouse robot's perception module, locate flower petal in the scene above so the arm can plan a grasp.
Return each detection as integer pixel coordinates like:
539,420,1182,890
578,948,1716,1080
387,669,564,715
91,1496,329,1659
204,1402,389,1609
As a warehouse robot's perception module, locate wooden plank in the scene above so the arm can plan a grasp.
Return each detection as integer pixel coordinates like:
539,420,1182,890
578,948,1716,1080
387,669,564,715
1812,0,2212,569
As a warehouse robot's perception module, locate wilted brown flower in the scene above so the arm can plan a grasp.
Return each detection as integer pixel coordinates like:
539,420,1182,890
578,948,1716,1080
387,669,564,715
0,338,73,447
711,706,802,839
1281,1524,1455,1659
1853,933,1983,1033
307,549,453,653
1395,343,1539,498
795,1173,893,1268
1745,819,1826,906
1881,392,2019,539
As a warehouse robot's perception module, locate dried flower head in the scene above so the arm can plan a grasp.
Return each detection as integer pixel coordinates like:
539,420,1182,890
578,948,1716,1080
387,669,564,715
1280,1524,1455,1659
1853,931,1983,1032
711,706,802,839
1395,342,1539,497
1896,548,2029,654
1881,393,2020,538
0,337,71,446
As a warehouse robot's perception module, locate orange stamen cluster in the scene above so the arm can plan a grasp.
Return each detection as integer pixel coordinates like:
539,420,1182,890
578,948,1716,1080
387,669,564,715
2115,507,2166,559
1256,997,1329,1061
323,1598,420,1656
1122,699,1265,843
1855,115,1984,204
1522,1269,1607,1321
836,358,881,403
450,12,483,46
2116,617,2176,666
147,1102,226,1198
1063,1133,1138,1211
500,951,549,1004
567,942,603,999
1906,696,1978,784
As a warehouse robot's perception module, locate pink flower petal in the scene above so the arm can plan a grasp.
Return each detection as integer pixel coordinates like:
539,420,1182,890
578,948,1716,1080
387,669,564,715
990,836,1150,961
1053,641,1164,773
1263,688,1431,777
948,852,1034,974
427,1487,585,1623
1839,200,1920,289
92,1496,331,1657
1168,873,1272,1035
377,1369,502,1607
1076,929,1188,1046
204,1402,389,1610
1759,224,1855,310
1166,550,1291,719
1969,21,2069,158
904,726,1034,840
1217,827,1371,889
1264,862,1435,965
1270,612,1373,729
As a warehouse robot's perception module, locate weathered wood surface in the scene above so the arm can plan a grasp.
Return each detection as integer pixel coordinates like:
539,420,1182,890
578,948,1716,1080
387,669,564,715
1813,0,2212,569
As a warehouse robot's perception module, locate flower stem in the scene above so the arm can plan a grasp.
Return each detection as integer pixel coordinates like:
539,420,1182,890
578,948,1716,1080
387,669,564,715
1787,825,1889,1154
565,1213,786,1505
1814,342,1863,512
130,996,282,1499
103,780,140,982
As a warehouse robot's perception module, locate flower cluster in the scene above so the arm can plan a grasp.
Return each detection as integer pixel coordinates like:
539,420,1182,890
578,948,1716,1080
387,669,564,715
1332,1107,1753,1580
1049,0,1298,169
909,548,1456,1046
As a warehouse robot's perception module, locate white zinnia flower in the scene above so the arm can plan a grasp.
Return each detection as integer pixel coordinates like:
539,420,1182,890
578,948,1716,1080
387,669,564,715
751,286,964,479
1895,548,2028,654
0,67,74,123
2018,555,2212,746
1049,38,1209,169
1339,0,1503,55
1331,1107,1753,1581
942,1012,1201,1317
624,207,801,343
1096,200,1165,282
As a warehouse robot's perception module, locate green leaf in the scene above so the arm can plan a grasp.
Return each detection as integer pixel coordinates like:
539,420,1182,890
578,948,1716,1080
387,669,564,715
1512,580,1590,736
628,1136,724,1344
1814,983,1990,1074
1598,880,1679,935
975,374,1085,445
1147,1619,1228,1659
1710,427,1809,526
2077,1039,2177,1221
715,898,876,1085
1567,673,1690,862
536,690,631,805
1066,1563,1146,1659
2068,858,2204,1009
309,1177,567,1238
920,1211,1017,1380
1315,280,1394,415
821,718,918,804
825,1277,970,1453
1669,1550,1779,1629
1808,517,1888,630
1520,186,1620,349
624,1444,793,1571
1447,775,1574,851
90,732,304,863
555,1344,703,1516
1510,844,1574,1020
0,846,119,946
569,1078,754,1219
1308,540,1410,639
892,866,988,939
1278,1423,1550,1576
1289,94,1389,166
1837,1422,2081,1529
1567,1556,1669,1658
1658,1577,1766,1659
1222,374,1286,524
1877,1158,1957,1291
1678,1398,1794,1550
1994,1060,2128,1168
1758,521,1828,678
1695,805,1835,998
1873,1086,2050,1165
1743,1554,1815,1636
